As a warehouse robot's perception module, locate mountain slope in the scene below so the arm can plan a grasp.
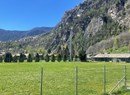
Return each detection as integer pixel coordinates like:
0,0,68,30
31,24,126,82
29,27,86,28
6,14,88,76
1,0,130,54
0,29,26,41
42,0,130,54
0,27,52,41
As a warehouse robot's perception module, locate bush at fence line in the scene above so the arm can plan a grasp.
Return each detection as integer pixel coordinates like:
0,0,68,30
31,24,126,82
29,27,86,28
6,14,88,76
112,86,128,95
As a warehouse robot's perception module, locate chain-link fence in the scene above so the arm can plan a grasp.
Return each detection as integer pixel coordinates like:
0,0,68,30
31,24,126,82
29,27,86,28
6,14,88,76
40,64,130,95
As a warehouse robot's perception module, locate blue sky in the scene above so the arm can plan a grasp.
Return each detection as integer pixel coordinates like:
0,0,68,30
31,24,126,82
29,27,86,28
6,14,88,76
0,0,81,30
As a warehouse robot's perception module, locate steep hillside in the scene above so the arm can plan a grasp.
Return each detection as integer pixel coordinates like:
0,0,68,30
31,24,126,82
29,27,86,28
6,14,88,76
42,0,130,54
1,0,130,55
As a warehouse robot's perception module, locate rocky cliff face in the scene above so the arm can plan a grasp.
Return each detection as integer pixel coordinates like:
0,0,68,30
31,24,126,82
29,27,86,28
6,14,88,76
1,0,130,54
43,0,130,54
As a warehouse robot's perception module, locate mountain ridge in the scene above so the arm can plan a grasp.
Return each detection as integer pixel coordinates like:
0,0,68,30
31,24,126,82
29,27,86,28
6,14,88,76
0,27,53,41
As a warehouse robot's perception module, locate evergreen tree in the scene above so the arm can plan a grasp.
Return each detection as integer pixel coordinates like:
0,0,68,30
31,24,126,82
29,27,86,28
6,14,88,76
0,57,3,63
19,53,24,62
51,54,55,62
74,55,78,61
13,55,18,62
27,54,32,62
79,49,86,62
4,52,13,63
57,54,62,62
40,54,44,60
35,53,40,62
47,49,51,54
63,54,67,62
128,41,130,53
45,54,49,62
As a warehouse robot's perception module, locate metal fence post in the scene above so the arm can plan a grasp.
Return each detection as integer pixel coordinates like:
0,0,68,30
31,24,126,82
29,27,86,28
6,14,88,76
40,67,43,95
124,65,126,87
104,65,106,95
76,66,78,95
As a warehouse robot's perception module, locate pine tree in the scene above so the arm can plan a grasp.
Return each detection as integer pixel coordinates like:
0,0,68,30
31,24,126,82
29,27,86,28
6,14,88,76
0,57,3,63
79,49,86,62
63,54,67,62
51,54,55,62
19,53,24,62
57,54,62,62
4,52,13,63
27,54,32,62
35,53,40,62
45,54,49,62
47,49,51,54
13,55,18,62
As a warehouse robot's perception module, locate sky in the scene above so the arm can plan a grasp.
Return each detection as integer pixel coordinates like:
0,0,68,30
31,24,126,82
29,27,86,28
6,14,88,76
0,0,82,30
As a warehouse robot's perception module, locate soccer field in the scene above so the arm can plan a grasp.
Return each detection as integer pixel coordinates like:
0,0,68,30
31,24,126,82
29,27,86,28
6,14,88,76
0,62,130,95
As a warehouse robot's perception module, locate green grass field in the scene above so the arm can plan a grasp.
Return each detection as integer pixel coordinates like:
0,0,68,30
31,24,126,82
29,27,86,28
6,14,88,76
0,62,130,95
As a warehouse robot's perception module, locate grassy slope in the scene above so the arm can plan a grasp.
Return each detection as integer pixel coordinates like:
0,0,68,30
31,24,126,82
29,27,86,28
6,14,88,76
0,62,130,95
105,46,129,54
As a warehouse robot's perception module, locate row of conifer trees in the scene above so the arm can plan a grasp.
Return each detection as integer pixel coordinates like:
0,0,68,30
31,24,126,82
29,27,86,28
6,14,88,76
0,49,86,63
0,53,86,63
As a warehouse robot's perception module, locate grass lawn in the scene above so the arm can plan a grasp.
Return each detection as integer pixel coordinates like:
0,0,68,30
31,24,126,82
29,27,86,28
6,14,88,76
0,62,130,95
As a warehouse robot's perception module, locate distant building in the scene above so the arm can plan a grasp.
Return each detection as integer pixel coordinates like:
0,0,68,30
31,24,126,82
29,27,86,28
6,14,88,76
93,54,130,62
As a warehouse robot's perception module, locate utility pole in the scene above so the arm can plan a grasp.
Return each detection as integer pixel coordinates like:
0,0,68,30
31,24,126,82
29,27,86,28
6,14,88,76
69,27,73,62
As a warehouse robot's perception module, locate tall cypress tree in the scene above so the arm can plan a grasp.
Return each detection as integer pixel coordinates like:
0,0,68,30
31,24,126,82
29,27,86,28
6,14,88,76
4,52,13,63
79,49,86,62
45,54,49,62
63,54,67,62
19,53,24,62
13,55,18,62
35,53,40,62
27,54,32,62
0,57,3,63
57,54,62,62
51,54,55,62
